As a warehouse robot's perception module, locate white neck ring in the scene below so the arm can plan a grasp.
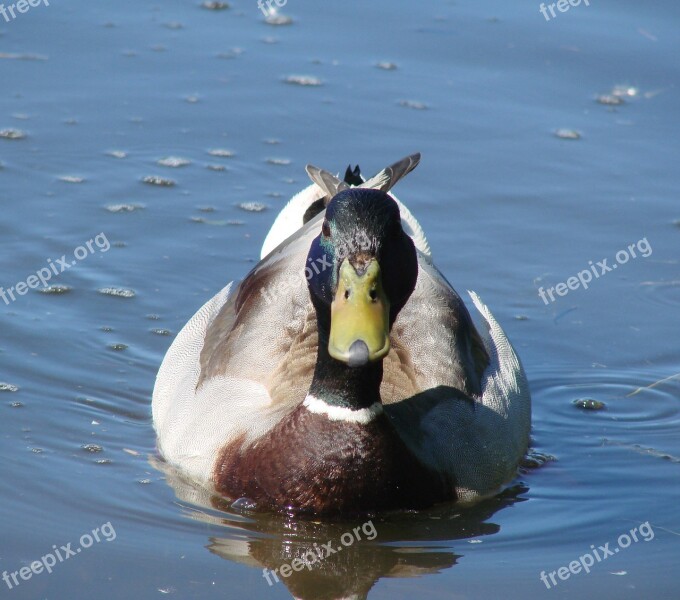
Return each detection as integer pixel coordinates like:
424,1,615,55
302,395,383,425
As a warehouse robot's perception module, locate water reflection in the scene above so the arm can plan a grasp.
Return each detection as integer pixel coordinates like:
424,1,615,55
153,457,528,599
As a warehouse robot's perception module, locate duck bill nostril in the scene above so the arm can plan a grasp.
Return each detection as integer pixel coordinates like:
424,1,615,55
328,258,391,366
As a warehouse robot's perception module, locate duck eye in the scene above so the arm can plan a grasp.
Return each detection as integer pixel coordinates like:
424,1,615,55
322,220,331,238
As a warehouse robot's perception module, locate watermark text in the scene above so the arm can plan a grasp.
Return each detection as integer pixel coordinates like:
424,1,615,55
539,0,590,22
3,521,116,591
0,0,49,23
1,232,110,306
262,520,377,586
539,521,654,589
538,237,652,305
257,0,287,17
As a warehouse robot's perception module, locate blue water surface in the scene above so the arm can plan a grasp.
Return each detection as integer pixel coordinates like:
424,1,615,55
1,0,679,598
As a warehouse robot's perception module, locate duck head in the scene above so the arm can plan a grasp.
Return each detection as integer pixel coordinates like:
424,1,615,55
306,188,418,371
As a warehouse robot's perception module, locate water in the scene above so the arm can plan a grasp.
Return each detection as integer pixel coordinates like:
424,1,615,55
1,1,679,598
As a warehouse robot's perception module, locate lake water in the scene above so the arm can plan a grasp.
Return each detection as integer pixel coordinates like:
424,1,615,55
1,0,679,598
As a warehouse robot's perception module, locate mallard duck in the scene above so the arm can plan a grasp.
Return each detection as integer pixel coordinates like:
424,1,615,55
152,153,531,515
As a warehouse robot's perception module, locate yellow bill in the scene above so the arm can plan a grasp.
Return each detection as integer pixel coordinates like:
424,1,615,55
329,258,390,367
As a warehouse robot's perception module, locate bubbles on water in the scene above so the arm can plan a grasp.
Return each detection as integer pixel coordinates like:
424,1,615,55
573,398,606,410
82,444,104,453
98,287,136,298
554,128,581,140
106,203,145,213
38,285,72,295
157,156,191,168
611,85,639,98
376,61,398,70
284,75,322,87
398,100,429,110
596,85,640,108
0,128,26,140
597,94,624,106
58,175,85,183
106,150,128,159
0,382,19,392
265,13,293,26
208,148,235,158
266,157,291,165
151,328,172,336
191,216,242,226
142,175,176,187
216,48,243,59
201,1,230,9
238,202,268,212
108,343,128,351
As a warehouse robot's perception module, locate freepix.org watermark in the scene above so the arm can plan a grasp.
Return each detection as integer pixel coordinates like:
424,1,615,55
537,237,652,305
0,0,49,23
260,230,371,305
0,232,110,306
257,0,287,17
539,0,590,22
539,521,654,590
262,520,377,586
3,521,116,591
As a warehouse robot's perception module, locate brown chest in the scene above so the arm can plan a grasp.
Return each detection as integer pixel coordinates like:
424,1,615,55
214,405,453,515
